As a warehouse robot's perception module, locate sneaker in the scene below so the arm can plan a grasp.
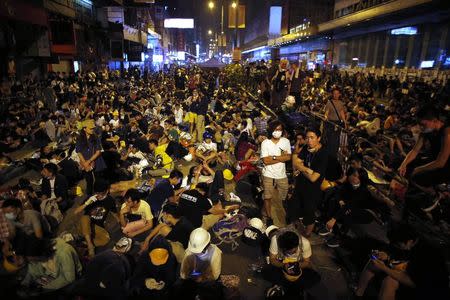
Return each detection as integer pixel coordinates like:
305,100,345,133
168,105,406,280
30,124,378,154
318,226,332,236
326,236,340,248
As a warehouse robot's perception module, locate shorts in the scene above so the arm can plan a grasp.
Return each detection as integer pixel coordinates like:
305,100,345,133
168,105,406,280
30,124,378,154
188,112,197,123
263,176,289,201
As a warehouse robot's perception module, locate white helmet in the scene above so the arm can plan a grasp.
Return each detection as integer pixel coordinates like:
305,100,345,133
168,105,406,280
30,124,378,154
187,228,211,254
265,225,279,237
249,218,264,232
285,95,296,105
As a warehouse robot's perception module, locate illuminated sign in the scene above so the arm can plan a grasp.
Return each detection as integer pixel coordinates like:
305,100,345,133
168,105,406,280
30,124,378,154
390,26,417,35
443,57,450,66
164,18,194,29
269,6,282,36
335,0,392,18
420,60,434,68
153,54,163,63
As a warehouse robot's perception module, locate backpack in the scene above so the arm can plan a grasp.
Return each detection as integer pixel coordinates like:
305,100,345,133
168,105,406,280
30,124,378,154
212,214,247,251
40,198,64,226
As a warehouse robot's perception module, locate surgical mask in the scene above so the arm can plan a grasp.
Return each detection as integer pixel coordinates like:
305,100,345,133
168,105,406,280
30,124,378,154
352,183,361,189
96,193,108,201
422,127,433,134
5,212,16,221
307,146,317,153
272,130,282,139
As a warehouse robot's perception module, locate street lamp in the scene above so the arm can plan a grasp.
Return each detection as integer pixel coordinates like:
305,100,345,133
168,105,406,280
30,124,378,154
231,2,237,8
208,1,215,9
208,29,213,35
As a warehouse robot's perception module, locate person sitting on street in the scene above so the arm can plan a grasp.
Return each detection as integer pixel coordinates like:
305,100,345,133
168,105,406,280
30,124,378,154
131,235,178,298
354,223,449,300
120,188,154,240
74,179,118,257
140,203,195,262
40,162,70,211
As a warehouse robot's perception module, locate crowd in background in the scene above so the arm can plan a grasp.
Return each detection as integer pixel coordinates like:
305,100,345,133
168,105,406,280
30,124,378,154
0,60,448,300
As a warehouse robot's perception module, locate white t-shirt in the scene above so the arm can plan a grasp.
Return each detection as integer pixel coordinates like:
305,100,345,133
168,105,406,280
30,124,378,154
109,118,120,128
120,201,153,222
174,108,183,124
200,141,217,152
261,137,291,179
269,233,312,261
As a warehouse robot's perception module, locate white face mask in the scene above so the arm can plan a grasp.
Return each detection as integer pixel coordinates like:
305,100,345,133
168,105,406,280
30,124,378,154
272,130,282,139
307,146,317,153
352,183,361,189
5,212,16,221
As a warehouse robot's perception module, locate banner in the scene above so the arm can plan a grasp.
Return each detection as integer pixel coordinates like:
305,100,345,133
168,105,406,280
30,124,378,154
232,48,241,61
228,5,245,29
218,34,226,47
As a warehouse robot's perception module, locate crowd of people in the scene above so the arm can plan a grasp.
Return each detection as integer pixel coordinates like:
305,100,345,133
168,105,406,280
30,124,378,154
0,60,448,300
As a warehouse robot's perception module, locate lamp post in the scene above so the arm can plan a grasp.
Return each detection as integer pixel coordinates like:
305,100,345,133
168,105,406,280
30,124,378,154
208,1,226,57
232,1,239,49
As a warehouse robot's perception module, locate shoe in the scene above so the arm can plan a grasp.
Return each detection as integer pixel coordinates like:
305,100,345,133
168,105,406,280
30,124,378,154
318,226,332,236
326,236,340,248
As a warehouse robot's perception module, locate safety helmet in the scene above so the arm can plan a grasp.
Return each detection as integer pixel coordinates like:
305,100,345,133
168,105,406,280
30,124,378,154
203,131,213,140
187,228,211,254
222,169,234,181
249,218,264,233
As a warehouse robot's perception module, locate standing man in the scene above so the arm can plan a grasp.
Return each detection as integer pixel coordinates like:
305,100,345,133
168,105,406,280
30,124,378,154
289,62,303,107
324,86,347,156
195,90,209,143
260,121,291,225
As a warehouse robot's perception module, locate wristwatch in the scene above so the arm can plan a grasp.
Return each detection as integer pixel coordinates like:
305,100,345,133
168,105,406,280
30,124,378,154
272,156,276,160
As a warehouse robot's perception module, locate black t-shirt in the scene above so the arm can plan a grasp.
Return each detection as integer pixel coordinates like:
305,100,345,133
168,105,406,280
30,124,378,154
424,123,450,175
406,241,449,294
83,250,131,297
178,189,212,228
295,146,328,199
146,179,174,216
166,217,195,248
340,183,375,210
138,118,149,134
102,150,121,171
83,195,117,226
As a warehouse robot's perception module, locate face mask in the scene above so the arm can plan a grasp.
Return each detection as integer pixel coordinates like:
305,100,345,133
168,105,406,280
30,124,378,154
352,183,361,189
5,212,16,221
272,130,282,139
96,193,108,201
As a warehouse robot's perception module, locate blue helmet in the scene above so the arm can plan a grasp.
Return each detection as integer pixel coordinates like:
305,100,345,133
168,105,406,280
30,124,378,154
203,131,213,140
